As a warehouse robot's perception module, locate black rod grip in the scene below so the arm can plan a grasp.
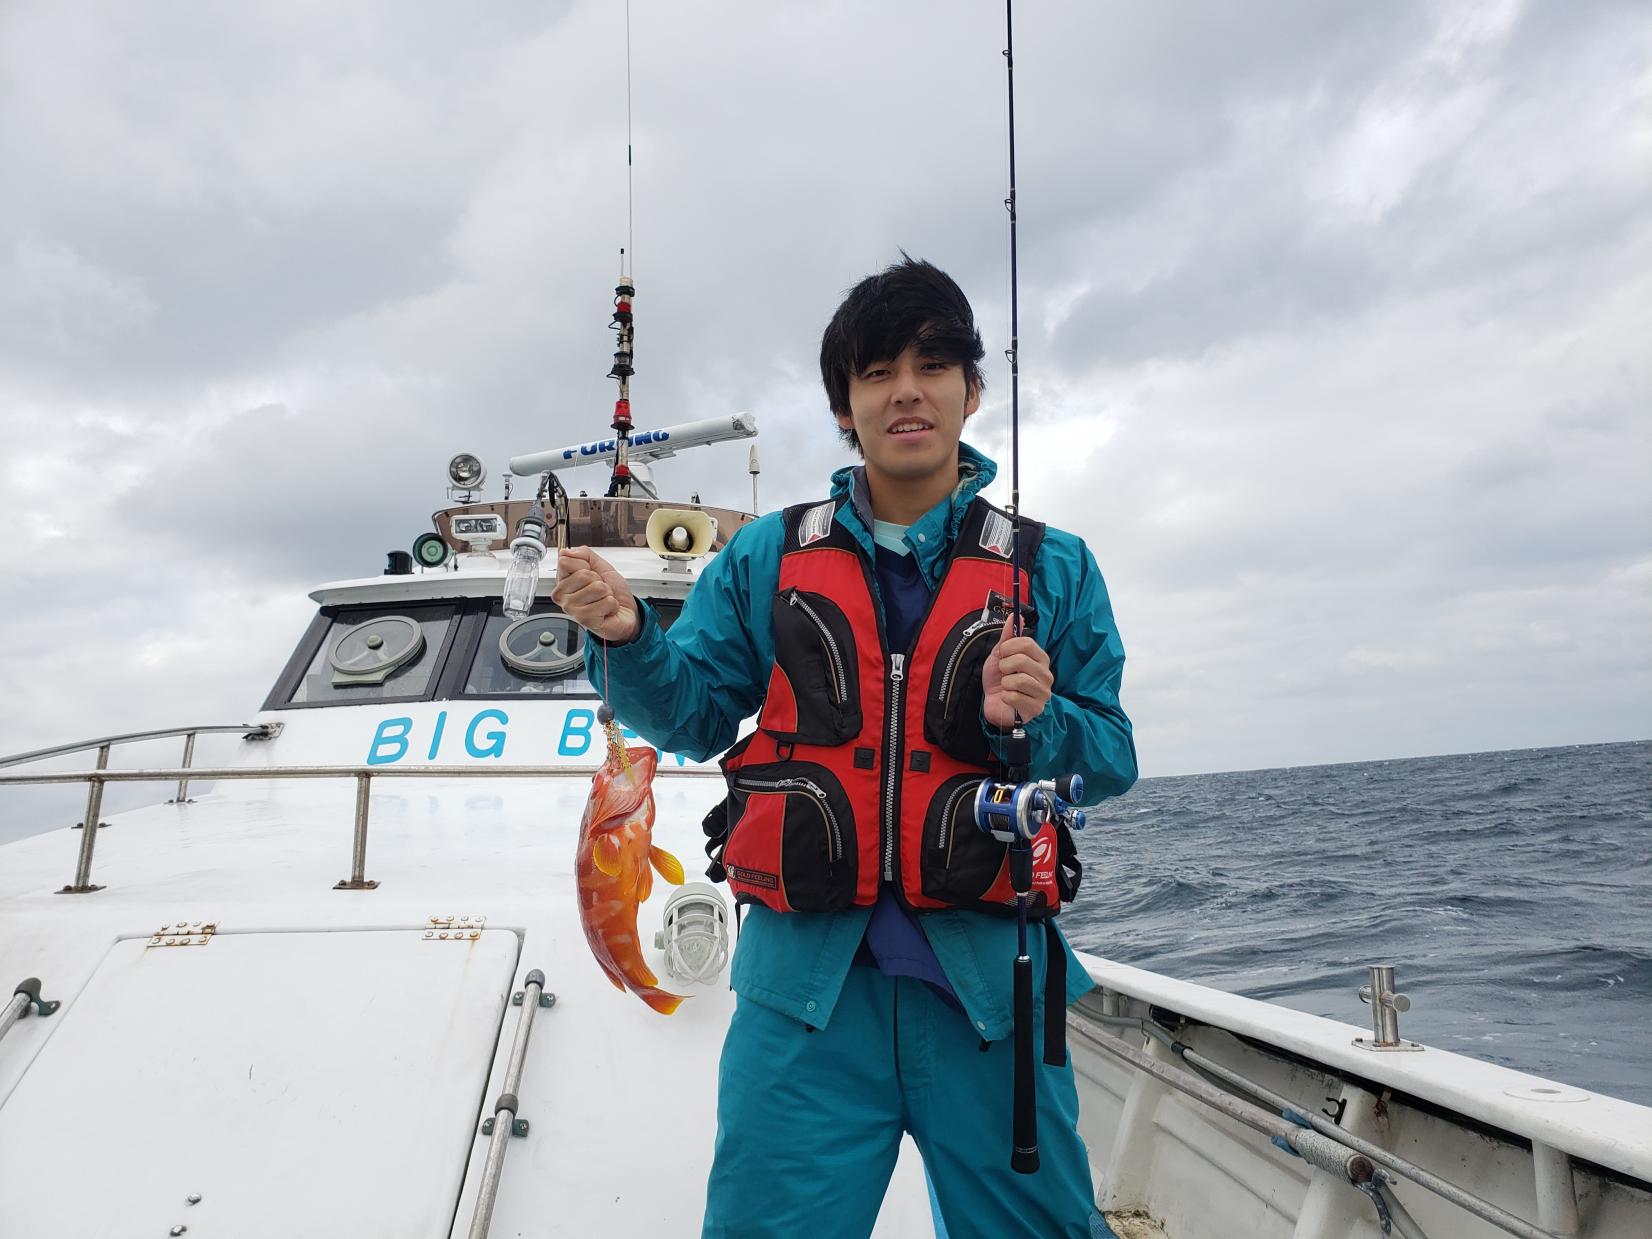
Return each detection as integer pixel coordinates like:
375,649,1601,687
1011,953,1039,1174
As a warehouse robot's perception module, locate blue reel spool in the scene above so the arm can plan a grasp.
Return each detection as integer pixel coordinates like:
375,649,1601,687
972,774,1086,843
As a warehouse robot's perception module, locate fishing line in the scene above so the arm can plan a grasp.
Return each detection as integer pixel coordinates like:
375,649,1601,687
1004,0,1023,657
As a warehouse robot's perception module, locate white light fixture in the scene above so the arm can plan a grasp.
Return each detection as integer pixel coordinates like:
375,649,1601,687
653,883,730,984
502,503,548,619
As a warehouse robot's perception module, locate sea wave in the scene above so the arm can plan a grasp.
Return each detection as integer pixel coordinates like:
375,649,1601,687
1063,740,1652,1105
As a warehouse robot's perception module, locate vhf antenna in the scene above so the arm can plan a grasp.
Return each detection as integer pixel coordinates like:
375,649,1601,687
607,0,639,498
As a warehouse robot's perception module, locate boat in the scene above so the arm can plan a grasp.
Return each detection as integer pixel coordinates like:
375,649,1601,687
3,5,1649,1223
1,384,1648,1237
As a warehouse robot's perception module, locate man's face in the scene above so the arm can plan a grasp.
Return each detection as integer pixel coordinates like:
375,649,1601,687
836,342,979,489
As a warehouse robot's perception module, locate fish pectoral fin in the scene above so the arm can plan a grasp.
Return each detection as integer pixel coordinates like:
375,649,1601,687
650,845,686,885
635,862,653,904
592,835,623,876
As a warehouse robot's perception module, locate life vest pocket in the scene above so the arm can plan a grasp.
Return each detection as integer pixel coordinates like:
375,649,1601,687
923,613,1002,765
764,588,864,746
721,760,859,912
923,598,1039,765
917,772,1009,905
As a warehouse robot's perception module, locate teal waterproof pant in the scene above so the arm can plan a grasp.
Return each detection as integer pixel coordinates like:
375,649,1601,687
702,964,1101,1238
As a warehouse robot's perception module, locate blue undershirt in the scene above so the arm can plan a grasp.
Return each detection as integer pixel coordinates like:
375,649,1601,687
861,520,962,1010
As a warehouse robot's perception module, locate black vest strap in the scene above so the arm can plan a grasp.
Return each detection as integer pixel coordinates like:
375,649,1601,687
1043,920,1068,1067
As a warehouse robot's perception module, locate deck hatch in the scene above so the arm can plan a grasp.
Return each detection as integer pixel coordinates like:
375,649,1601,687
0,927,520,1238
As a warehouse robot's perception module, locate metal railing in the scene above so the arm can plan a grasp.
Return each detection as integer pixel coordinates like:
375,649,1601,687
0,748,720,894
1072,1002,1571,1239
0,723,283,893
468,969,555,1238
1,979,60,1049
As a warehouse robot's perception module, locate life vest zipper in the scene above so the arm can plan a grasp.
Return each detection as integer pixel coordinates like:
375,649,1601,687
882,653,905,881
934,779,976,859
732,774,844,863
934,616,999,711
788,590,849,704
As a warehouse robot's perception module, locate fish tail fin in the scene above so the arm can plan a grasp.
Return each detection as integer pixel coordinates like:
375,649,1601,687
639,986,688,1016
650,844,686,885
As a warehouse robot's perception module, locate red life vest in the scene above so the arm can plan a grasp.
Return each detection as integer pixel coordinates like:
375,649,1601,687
707,494,1076,917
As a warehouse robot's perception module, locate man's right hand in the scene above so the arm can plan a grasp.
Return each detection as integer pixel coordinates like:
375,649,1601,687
551,546,641,643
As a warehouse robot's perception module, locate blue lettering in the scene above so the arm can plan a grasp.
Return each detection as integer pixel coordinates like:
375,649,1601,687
464,709,509,759
426,709,448,760
367,717,412,766
559,709,596,756
580,442,599,456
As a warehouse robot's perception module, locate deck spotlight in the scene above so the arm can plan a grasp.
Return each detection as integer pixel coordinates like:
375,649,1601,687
502,503,549,619
448,453,486,490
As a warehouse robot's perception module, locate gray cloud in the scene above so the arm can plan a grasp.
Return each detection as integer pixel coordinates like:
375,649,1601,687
1,0,1648,839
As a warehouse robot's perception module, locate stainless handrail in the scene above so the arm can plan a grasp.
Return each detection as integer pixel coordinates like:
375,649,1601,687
0,979,60,1048
0,764,721,785
469,969,554,1239
2,723,280,890
0,723,279,770
1071,1010,1565,1239
0,762,720,893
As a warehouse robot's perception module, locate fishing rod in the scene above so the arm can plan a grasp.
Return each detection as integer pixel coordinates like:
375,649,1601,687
971,0,1088,1177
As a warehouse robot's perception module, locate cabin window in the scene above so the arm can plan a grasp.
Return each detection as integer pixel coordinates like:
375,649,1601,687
460,603,596,698
282,605,460,706
265,597,683,709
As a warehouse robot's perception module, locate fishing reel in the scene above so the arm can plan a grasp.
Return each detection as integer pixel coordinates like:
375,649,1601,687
973,774,1086,843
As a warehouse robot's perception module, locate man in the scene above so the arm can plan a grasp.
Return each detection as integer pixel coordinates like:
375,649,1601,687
554,257,1136,1238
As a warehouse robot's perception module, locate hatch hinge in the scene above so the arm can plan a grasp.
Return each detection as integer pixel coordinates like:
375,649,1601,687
423,914,487,941
148,921,218,948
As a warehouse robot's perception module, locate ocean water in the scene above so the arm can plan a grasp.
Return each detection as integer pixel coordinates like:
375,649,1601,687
1063,740,1652,1106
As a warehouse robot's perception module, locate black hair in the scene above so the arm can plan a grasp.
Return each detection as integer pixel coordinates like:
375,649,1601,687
819,255,986,451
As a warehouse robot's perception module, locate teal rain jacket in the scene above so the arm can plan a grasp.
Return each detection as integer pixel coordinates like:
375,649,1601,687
586,443,1137,1040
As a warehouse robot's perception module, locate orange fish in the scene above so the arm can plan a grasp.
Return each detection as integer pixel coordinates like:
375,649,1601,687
575,740,688,1014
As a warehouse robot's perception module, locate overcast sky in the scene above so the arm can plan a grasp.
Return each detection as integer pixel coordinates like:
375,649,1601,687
2,0,1648,838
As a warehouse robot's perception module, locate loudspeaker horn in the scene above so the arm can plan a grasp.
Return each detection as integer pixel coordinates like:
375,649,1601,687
646,508,718,563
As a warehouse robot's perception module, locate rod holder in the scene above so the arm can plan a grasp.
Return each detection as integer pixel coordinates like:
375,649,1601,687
1354,964,1420,1051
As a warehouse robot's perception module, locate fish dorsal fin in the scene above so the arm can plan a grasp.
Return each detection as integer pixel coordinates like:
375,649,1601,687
650,845,686,885
592,834,623,876
635,861,653,904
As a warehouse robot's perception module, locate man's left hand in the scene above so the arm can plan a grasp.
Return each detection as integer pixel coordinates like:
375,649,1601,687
982,616,1053,728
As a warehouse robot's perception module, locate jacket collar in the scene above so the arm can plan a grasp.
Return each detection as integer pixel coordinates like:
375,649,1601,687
829,443,999,584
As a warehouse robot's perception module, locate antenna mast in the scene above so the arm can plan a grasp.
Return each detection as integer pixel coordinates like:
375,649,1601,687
606,0,639,498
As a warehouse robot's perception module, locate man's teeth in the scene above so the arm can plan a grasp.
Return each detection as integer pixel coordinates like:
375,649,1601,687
890,422,929,433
